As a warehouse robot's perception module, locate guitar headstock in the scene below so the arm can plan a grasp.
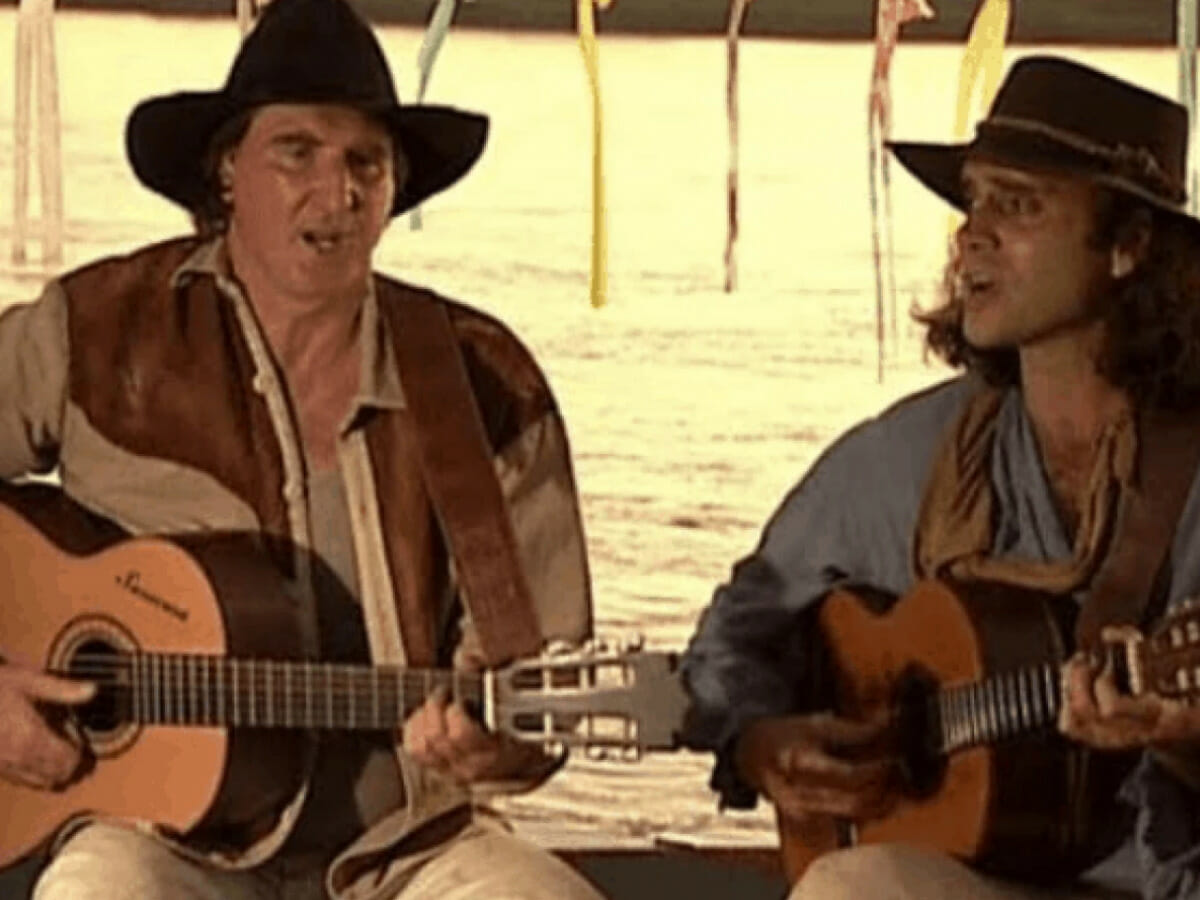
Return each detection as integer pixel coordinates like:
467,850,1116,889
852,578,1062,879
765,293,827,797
1132,599,1200,701
488,638,689,759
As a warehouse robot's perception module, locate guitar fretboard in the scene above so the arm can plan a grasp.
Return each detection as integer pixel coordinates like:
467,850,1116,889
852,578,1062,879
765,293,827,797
65,653,485,730
934,662,1062,754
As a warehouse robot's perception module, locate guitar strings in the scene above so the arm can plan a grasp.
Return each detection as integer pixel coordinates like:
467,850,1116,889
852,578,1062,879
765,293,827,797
932,662,1062,753
48,656,489,710
55,655,482,684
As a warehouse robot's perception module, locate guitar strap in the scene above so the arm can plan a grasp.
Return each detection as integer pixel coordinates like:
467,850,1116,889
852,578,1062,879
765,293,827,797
388,294,543,667
1075,407,1200,648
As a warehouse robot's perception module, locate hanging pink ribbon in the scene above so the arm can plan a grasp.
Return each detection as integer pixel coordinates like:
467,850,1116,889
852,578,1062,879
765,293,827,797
867,0,934,381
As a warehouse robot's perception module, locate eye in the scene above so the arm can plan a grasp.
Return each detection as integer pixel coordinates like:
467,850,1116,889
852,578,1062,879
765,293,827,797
964,185,1044,221
273,138,315,170
1004,191,1042,218
348,151,387,184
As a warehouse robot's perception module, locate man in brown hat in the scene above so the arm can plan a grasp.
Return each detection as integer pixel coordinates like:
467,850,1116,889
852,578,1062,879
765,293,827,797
0,0,605,898
683,56,1200,899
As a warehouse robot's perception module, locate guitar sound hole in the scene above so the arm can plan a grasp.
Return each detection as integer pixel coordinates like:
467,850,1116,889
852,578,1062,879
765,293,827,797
893,665,946,799
66,639,130,735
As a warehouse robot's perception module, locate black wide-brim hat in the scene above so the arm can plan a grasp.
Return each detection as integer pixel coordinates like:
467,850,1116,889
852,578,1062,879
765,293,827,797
126,0,487,217
887,56,1197,225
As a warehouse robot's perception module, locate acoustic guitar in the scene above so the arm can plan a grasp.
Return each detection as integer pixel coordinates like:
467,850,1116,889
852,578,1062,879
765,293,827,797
778,578,1200,885
0,499,690,869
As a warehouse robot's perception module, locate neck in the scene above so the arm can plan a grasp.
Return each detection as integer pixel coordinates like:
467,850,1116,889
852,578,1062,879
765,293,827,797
1018,326,1129,453
254,291,363,374
224,237,364,372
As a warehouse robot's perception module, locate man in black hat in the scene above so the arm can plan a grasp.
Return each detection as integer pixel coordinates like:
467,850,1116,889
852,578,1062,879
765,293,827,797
0,0,605,898
682,56,1200,899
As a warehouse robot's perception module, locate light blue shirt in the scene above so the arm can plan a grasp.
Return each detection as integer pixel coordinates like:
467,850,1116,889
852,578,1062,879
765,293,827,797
681,375,1200,899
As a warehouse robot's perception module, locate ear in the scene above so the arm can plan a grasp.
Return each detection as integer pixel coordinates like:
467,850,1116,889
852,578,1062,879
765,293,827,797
1111,208,1153,279
1111,247,1135,279
218,153,236,200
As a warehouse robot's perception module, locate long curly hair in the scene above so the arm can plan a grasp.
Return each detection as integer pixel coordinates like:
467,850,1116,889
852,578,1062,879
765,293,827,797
917,189,1200,412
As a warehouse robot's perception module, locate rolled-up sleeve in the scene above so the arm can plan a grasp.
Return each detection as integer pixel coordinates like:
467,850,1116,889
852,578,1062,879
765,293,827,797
0,283,69,479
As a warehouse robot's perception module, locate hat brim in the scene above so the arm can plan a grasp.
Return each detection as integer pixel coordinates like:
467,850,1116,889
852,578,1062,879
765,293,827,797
126,92,488,218
886,140,971,211
387,105,488,216
887,129,1200,227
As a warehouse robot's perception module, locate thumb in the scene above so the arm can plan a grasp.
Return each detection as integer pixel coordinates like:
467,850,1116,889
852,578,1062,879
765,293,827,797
10,668,96,705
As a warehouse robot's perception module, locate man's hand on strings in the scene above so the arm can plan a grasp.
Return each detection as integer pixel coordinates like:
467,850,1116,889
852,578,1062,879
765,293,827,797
1059,626,1200,750
402,686,554,785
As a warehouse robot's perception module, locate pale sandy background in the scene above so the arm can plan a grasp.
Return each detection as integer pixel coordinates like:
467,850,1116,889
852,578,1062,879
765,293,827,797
0,10,1186,847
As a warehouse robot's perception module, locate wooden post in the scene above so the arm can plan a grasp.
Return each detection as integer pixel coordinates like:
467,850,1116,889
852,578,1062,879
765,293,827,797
11,0,63,267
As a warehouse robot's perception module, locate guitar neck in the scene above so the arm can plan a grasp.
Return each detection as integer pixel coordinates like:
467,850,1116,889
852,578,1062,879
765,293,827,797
934,661,1061,754
65,653,484,731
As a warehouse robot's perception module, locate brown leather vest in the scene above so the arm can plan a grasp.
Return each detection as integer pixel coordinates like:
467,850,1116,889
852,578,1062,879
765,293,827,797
59,237,557,666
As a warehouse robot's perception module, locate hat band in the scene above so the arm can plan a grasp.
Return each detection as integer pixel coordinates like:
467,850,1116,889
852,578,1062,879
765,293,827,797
982,114,1185,204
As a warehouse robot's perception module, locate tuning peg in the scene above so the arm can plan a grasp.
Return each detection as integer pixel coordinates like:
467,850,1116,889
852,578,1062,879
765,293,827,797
620,633,645,653
542,639,574,657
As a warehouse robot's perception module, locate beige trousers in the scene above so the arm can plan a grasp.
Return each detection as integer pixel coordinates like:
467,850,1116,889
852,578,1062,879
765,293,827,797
789,845,1138,900
32,813,605,900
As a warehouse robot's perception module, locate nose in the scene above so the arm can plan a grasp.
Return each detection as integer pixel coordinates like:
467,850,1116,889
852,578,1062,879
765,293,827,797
313,159,362,214
956,204,997,255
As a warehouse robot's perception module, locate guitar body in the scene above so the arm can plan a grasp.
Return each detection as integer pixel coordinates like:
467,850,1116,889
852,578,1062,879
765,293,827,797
779,579,1134,885
0,496,307,868
0,484,699,875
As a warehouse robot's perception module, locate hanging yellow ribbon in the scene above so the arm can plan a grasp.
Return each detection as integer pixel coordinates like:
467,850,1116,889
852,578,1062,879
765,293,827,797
948,0,1010,236
578,0,611,308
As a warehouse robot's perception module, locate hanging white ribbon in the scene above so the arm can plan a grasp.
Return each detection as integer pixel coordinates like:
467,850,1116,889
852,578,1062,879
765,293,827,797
410,0,460,230
867,0,933,381
12,0,62,267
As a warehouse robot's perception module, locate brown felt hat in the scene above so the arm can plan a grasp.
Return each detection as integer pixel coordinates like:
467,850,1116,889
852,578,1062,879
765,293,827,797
126,0,487,217
888,56,1195,222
